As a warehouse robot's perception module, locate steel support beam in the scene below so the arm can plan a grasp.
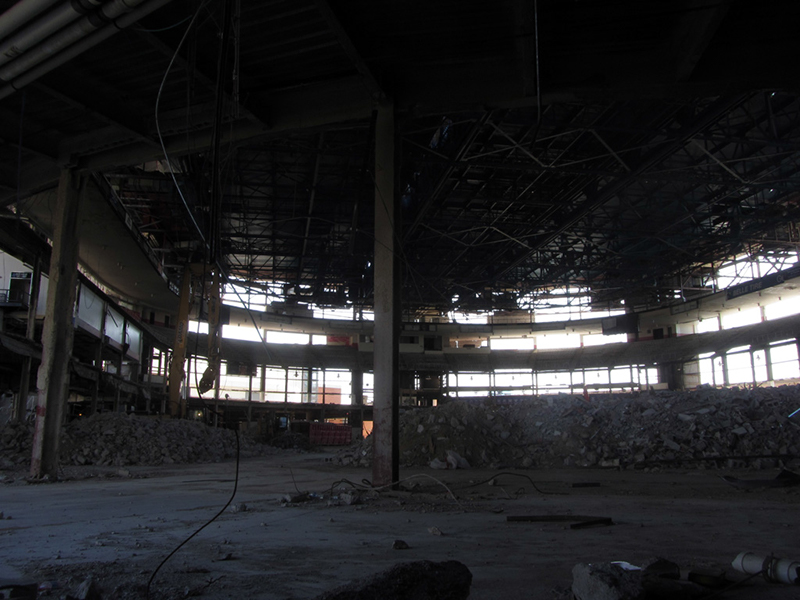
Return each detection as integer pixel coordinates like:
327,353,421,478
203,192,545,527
30,169,83,479
372,101,399,487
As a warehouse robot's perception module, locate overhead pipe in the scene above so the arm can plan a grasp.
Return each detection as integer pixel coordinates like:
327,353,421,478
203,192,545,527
0,0,103,68
0,0,144,81
0,0,61,42
0,0,172,99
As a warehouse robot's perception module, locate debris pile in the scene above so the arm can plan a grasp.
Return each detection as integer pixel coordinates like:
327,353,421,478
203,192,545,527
0,412,273,468
337,385,800,470
313,560,472,600
0,419,32,468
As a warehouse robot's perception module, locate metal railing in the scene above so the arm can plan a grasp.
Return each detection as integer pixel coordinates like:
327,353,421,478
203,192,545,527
0,288,30,306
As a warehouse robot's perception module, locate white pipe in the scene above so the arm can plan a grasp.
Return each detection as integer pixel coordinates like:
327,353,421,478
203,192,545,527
732,552,800,585
0,0,142,80
0,0,61,42
0,0,103,68
0,0,173,99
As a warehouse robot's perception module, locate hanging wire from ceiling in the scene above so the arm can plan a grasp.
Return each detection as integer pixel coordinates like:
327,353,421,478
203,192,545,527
154,0,211,250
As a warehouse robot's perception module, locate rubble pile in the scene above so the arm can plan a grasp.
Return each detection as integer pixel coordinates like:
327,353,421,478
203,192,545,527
0,413,272,469
0,419,32,468
337,385,800,470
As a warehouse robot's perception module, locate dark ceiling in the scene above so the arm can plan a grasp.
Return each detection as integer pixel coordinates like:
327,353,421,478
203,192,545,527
1,0,799,316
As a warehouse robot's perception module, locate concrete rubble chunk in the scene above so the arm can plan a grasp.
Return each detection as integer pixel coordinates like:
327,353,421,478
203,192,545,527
572,562,646,600
74,577,101,600
339,492,361,506
641,557,681,580
312,560,472,600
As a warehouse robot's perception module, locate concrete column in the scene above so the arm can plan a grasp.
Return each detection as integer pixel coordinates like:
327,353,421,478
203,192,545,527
16,253,42,421
765,346,774,383
30,169,84,479
91,308,106,414
247,369,253,423
721,354,730,386
351,367,364,438
372,101,400,488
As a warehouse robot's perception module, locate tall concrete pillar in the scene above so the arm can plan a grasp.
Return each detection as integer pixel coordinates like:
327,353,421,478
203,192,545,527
16,253,42,421
372,102,400,487
351,368,363,440
30,169,83,479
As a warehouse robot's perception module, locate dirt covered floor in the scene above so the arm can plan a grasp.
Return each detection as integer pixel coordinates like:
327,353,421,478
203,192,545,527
1,452,799,600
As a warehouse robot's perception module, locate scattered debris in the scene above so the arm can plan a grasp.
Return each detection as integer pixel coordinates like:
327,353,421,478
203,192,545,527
338,492,361,506
720,468,800,490
0,580,37,600
72,577,101,600
446,450,470,469
507,515,614,529
183,576,224,598
641,557,681,581
282,492,310,504
687,568,728,589
311,560,472,600
212,552,234,562
572,562,644,600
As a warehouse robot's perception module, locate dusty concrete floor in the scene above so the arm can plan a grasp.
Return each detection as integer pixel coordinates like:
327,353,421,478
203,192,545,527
2,451,799,599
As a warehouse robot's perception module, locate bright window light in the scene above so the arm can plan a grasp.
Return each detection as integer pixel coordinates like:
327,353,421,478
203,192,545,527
222,324,263,342
188,320,209,334
696,318,720,333
266,331,309,345
536,333,581,349
490,337,535,350
721,307,761,329
765,297,800,321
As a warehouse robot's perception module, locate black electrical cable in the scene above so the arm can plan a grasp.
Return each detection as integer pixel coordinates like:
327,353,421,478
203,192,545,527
703,569,765,600
145,426,239,600
454,471,564,495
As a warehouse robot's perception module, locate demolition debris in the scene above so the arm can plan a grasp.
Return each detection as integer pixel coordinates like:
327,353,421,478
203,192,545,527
338,385,800,470
0,413,272,469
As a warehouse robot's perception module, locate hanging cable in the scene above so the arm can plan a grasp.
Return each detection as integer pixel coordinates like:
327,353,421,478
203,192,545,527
145,426,239,599
208,0,234,263
154,0,210,250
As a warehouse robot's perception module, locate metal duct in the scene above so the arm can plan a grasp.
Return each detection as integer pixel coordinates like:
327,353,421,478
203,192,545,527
0,0,143,80
0,0,61,42
0,0,173,99
0,0,103,68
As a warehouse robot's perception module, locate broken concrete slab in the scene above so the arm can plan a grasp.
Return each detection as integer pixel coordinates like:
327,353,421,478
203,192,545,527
312,560,472,600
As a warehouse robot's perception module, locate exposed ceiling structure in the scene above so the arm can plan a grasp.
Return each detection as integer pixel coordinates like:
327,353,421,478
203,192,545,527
1,0,799,317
